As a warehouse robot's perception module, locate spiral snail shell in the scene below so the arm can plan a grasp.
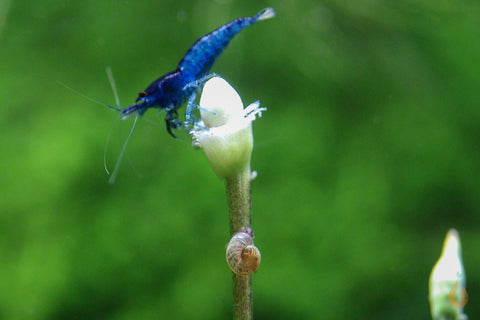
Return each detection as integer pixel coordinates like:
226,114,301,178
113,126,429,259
226,227,261,275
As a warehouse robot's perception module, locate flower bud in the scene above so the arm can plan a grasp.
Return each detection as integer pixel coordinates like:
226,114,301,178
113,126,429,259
429,229,467,320
190,77,265,179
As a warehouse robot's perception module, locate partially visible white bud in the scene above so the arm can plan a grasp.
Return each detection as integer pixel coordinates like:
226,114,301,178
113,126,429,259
199,77,244,128
190,77,265,180
429,229,467,320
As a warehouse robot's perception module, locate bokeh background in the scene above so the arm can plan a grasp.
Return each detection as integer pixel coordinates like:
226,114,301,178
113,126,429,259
1,0,479,319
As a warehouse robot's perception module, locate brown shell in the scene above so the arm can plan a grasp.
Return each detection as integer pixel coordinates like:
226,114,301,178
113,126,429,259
226,228,261,275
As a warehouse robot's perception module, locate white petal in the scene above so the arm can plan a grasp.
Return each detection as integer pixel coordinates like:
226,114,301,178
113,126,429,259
199,77,244,128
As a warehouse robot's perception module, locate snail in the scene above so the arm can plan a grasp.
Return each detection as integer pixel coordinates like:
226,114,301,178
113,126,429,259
226,227,261,275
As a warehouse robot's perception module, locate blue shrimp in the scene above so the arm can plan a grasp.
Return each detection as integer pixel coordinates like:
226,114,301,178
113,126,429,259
119,7,275,137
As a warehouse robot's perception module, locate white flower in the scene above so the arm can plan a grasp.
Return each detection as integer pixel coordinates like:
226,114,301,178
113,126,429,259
190,77,265,180
429,229,467,320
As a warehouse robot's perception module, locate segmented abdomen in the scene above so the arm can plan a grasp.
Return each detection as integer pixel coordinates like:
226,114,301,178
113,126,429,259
178,8,275,78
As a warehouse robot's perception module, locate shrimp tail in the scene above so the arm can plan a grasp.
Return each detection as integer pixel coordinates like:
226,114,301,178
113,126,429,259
254,7,276,21
177,7,276,78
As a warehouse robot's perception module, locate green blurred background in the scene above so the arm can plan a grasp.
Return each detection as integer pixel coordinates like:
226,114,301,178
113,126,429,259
1,0,479,319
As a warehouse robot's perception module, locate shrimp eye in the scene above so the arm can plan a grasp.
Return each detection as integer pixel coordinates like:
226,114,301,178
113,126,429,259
138,91,147,99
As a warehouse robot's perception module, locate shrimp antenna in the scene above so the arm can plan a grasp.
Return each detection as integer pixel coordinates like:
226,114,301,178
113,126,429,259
108,113,139,184
57,81,121,112
103,67,140,183
103,113,120,177
105,66,121,109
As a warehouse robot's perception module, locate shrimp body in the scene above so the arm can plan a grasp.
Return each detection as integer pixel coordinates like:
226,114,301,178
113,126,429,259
120,7,275,137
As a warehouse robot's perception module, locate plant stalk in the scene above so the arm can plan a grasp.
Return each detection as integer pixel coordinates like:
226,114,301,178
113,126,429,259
225,165,253,320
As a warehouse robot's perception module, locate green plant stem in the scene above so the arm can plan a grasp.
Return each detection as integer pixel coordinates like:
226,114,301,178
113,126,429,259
225,165,253,320
226,166,252,232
